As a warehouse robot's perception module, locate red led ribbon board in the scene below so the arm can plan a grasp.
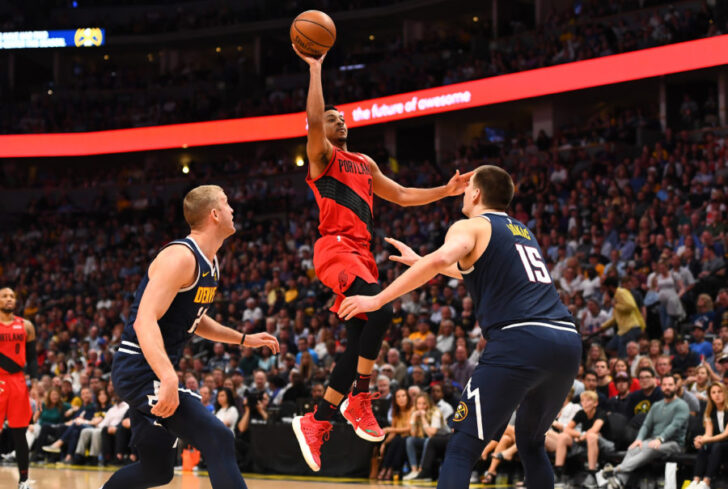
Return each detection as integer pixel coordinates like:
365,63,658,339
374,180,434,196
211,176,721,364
3,35,728,157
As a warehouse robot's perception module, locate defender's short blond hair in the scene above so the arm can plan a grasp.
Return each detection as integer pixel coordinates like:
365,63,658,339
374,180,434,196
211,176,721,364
580,391,598,402
183,185,224,229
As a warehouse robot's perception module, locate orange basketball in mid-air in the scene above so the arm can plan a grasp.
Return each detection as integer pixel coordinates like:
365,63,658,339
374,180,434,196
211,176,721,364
290,10,336,57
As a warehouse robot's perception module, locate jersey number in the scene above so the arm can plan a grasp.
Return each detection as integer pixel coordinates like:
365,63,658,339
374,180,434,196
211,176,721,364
515,243,552,284
367,178,373,196
188,306,207,333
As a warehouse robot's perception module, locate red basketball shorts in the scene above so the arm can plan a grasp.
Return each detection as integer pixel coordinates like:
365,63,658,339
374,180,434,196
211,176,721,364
0,373,31,428
313,235,379,315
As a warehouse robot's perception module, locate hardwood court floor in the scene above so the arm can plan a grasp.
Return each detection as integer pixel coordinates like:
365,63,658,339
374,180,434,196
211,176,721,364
0,465,507,489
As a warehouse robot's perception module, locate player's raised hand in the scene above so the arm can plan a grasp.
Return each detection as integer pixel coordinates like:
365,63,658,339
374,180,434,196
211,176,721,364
445,169,475,196
292,44,327,67
339,295,381,321
244,332,280,354
151,376,180,418
386,237,421,267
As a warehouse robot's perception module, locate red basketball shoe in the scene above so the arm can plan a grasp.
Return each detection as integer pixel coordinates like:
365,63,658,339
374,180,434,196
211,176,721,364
340,391,385,442
292,411,333,472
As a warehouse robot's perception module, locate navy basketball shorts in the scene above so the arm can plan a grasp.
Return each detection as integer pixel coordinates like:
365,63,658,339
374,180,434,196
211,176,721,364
452,322,582,443
113,364,203,448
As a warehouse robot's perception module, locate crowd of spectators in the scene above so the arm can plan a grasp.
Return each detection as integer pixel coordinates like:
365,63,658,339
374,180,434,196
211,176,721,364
0,116,726,484
2,0,405,35
3,0,727,133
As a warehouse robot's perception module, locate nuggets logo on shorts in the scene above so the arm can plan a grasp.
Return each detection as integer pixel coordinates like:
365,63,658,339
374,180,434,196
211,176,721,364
453,402,468,422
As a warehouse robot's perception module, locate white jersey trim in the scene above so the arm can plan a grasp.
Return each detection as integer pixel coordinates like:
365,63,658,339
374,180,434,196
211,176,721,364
117,348,141,355
187,236,214,271
179,387,202,400
501,321,578,334
213,255,220,280
458,214,491,275
179,266,200,293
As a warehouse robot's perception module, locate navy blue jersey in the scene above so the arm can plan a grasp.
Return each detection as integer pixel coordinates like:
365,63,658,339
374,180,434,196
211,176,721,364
114,237,219,389
458,212,573,333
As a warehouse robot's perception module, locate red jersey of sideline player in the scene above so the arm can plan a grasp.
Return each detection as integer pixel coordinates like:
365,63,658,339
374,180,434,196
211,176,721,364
0,288,37,428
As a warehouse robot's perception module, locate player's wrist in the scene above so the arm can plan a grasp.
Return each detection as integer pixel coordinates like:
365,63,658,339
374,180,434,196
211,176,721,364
160,372,178,383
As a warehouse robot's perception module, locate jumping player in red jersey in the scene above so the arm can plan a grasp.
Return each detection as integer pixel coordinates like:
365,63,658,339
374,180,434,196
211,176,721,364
291,45,472,472
0,287,38,489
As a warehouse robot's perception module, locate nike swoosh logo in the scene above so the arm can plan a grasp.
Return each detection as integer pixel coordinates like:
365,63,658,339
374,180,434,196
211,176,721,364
202,272,210,277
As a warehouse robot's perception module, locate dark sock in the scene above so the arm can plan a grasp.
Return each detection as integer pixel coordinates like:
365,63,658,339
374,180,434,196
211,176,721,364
314,399,338,421
10,428,29,482
353,373,372,395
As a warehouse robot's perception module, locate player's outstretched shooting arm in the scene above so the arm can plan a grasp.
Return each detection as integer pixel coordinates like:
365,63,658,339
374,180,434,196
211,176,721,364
292,44,332,178
369,160,473,207
339,218,491,320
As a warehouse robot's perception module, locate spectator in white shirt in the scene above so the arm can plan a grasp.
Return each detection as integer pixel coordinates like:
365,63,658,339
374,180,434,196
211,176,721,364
75,396,129,462
242,298,263,325
550,247,569,282
581,298,611,337
436,320,455,355
560,267,583,296
469,336,486,366
215,388,240,434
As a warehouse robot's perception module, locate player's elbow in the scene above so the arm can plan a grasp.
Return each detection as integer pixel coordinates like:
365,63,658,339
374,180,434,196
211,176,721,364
429,252,452,271
132,317,152,337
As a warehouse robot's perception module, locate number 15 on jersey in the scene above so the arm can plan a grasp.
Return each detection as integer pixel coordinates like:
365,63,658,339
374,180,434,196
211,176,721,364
515,243,552,284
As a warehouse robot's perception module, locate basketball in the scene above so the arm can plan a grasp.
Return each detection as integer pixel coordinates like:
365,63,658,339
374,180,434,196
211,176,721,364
290,10,336,57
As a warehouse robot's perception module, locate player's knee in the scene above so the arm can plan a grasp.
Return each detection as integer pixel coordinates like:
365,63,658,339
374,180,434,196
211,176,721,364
204,421,235,452
517,431,546,455
379,301,394,323
141,458,174,486
154,464,175,485
368,302,393,330
585,432,598,443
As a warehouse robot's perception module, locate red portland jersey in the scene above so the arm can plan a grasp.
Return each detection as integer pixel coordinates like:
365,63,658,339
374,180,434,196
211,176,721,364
0,316,26,375
306,147,374,244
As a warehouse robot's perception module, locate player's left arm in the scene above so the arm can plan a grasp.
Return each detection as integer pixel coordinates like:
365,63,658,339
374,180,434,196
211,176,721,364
386,237,463,280
366,155,472,207
195,315,280,353
339,219,480,320
23,319,39,380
